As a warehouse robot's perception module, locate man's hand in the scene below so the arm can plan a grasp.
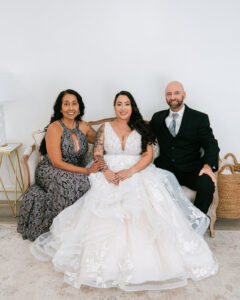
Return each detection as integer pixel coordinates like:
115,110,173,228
199,164,216,187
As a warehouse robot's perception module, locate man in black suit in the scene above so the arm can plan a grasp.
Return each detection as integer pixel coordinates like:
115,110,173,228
150,81,220,214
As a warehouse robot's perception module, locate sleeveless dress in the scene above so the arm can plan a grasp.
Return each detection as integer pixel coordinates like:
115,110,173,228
17,120,90,241
31,122,218,291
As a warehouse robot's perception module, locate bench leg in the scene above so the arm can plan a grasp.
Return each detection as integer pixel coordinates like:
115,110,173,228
208,214,216,238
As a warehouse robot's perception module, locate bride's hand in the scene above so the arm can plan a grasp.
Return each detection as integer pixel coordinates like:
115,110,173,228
103,169,119,185
115,169,133,182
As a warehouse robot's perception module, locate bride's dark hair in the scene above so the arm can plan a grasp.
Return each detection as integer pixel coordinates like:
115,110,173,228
39,89,85,155
114,91,156,153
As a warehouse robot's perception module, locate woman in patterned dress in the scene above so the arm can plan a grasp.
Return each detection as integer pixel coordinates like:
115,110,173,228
17,89,103,241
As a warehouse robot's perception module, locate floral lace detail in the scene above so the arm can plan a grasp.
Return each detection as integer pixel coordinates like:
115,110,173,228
161,170,209,235
118,254,134,288
85,244,108,288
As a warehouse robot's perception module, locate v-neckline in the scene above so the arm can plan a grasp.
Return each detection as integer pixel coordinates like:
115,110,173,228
108,122,134,152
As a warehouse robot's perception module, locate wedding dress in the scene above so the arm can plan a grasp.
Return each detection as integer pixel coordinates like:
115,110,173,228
31,122,218,291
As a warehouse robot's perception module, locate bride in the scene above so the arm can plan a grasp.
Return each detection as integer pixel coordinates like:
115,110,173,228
31,91,218,291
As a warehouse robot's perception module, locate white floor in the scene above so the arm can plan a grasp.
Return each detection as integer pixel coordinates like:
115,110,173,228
1,224,240,300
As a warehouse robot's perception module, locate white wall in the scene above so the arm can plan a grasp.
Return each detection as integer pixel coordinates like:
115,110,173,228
1,0,240,164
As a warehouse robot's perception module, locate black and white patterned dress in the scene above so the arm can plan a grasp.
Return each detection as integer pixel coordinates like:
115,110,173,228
17,120,90,241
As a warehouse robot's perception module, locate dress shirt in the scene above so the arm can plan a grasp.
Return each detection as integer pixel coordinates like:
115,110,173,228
165,105,185,135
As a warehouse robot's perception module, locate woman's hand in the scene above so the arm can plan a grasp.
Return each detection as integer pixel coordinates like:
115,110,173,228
103,169,119,185
115,169,133,182
86,160,105,174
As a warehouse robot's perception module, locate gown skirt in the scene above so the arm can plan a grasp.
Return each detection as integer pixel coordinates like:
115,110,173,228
31,153,218,291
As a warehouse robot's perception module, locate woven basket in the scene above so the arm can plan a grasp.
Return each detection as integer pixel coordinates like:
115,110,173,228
224,153,240,172
217,163,240,219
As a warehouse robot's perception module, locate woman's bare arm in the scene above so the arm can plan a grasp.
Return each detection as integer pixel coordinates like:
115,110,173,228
130,144,153,174
93,124,107,171
93,124,117,183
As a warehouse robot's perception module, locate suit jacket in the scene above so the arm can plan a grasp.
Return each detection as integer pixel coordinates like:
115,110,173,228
149,105,220,173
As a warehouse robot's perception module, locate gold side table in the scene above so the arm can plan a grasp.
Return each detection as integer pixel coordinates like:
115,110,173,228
0,143,23,217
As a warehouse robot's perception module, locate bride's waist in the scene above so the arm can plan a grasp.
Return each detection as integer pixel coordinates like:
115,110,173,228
104,154,141,160
104,154,141,170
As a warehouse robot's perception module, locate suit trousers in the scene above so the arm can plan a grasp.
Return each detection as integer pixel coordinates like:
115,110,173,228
170,168,215,214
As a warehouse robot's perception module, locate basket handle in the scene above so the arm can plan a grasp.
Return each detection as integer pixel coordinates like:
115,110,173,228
218,163,235,175
224,153,238,165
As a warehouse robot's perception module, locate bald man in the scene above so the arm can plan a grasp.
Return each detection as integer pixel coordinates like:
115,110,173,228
150,81,220,214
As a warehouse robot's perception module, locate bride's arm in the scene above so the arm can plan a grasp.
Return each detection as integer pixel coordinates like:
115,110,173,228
116,144,153,182
93,124,118,184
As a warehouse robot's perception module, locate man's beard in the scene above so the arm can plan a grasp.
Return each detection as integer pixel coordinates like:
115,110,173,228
167,97,184,109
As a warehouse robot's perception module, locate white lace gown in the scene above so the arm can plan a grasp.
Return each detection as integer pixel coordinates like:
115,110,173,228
31,122,218,291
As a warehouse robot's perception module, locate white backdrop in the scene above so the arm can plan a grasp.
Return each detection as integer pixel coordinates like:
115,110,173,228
1,0,240,165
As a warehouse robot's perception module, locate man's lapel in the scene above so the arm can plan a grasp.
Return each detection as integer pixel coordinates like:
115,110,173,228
158,109,169,126
157,109,173,137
